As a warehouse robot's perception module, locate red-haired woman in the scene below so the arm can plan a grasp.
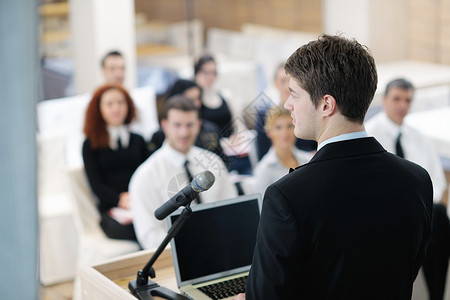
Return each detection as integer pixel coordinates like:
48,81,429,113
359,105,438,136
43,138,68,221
83,84,150,241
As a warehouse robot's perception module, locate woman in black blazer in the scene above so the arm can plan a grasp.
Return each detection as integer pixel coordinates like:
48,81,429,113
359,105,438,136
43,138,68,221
82,84,149,240
194,55,233,138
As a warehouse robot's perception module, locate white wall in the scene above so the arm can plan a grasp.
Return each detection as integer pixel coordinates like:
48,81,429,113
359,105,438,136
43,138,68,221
70,0,137,94
323,0,408,63
323,0,370,45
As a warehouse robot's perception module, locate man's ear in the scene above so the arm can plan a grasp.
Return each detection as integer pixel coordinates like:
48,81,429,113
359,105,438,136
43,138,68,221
321,94,337,117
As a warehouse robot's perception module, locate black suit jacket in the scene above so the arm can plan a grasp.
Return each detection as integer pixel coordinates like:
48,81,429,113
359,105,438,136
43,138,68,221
82,133,150,213
246,137,433,300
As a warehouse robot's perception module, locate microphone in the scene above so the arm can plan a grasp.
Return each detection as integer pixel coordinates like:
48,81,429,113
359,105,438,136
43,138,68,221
154,171,215,220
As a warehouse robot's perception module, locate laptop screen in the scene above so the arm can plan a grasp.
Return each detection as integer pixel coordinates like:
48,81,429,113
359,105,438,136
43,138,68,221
168,194,262,285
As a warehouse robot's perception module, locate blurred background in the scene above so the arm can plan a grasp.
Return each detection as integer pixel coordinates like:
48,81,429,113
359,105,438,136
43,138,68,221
2,0,450,299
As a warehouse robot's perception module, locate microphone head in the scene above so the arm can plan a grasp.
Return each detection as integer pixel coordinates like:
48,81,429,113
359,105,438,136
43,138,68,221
191,171,215,192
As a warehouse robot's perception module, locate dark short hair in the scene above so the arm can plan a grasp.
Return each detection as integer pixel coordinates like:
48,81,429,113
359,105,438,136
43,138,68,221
166,79,202,99
284,34,378,124
101,50,123,67
161,95,199,120
194,54,215,75
384,78,414,96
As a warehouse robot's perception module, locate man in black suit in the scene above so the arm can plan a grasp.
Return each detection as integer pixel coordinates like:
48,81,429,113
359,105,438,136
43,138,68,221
236,35,433,299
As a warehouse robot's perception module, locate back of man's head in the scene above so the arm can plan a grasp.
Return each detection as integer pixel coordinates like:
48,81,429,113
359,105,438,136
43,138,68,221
384,78,414,96
284,34,378,124
162,95,199,120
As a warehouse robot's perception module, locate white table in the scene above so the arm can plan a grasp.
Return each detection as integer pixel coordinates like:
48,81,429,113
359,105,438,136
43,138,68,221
374,60,450,109
405,107,450,160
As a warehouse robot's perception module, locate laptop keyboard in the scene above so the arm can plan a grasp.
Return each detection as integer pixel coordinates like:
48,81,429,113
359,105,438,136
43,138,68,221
198,276,248,300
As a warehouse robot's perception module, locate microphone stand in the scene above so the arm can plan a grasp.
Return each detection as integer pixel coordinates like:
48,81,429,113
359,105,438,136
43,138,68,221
129,206,192,300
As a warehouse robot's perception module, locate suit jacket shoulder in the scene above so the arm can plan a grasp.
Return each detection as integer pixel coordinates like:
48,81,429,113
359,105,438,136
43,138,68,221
247,137,433,300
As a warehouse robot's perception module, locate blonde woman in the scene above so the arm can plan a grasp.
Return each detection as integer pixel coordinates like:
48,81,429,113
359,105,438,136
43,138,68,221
251,106,313,196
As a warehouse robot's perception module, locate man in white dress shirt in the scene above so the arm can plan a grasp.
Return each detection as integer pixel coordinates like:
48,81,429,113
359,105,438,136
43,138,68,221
365,78,446,203
366,78,450,300
129,95,237,249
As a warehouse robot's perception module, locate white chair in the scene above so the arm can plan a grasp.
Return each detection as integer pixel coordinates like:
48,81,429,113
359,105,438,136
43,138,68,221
68,165,141,299
65,166,140,268
129,86,159,142
38,134,78,285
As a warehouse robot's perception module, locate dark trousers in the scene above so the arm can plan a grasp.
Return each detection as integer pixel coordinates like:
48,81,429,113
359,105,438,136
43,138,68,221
100,213,137,241
422,204,450,300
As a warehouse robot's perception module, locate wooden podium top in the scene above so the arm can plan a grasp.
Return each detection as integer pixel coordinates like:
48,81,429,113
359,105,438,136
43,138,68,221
77,248,179,299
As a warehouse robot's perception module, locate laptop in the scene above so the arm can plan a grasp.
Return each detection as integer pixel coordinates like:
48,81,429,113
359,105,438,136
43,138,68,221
167,194,262,300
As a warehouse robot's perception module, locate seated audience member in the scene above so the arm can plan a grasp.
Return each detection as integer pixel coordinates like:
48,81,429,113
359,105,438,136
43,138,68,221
366,78,446,202
148,79,227,165
130,95,237,249
252,106,312,196
82,84,150,241
366,78,450,300
101,50,126,85
194,54,234,137
194,55,253,175
256,63,317,160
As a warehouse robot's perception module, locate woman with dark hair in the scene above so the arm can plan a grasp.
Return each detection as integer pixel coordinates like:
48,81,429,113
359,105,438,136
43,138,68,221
83,84,150,241
148,79,228,165
166,79,203,107
194,55,233,137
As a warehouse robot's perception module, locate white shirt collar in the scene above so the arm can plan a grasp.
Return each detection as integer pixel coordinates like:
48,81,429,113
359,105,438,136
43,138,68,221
318,131,369,151
264,147,279,166
379,111,403,140
107,125,130,150
265,147,308,166
162,142,196,168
